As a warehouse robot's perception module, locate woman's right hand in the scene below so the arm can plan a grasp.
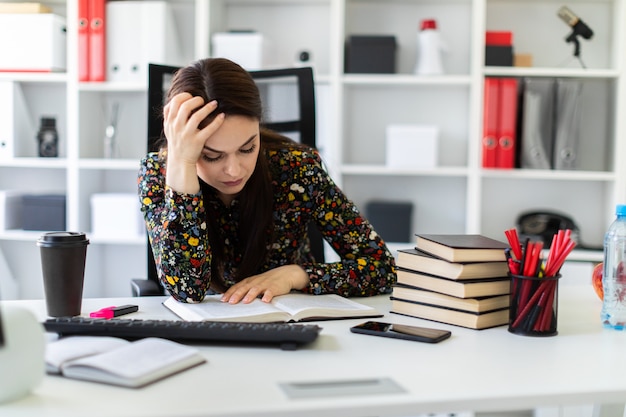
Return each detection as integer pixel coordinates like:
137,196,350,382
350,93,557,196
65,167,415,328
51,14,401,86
163,93,225,194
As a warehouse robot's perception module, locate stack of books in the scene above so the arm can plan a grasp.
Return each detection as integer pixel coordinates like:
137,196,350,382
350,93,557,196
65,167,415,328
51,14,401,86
390,234,511,330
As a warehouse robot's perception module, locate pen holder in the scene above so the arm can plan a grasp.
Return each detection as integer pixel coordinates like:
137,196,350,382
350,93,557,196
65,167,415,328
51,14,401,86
508,273,561,337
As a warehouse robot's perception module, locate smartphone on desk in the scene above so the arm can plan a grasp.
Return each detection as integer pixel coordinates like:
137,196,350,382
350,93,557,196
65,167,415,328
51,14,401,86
350,321,451,343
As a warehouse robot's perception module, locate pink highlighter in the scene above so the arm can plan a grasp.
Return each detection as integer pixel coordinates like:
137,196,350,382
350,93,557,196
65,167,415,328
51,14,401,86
89,305,138,319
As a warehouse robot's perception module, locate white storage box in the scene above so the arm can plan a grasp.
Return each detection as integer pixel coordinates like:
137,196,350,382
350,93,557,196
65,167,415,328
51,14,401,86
0,191,23,231
91,193,144,239
0,14,66,72
385,124,439,169
212,32,270,70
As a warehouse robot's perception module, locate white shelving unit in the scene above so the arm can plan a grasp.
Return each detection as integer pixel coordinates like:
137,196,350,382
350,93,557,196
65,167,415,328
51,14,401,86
0,0,196,300
0,0,624,299
333,0,625,258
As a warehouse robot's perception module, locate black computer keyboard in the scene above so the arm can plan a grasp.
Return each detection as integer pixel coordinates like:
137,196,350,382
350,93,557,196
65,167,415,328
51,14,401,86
43,317,322,350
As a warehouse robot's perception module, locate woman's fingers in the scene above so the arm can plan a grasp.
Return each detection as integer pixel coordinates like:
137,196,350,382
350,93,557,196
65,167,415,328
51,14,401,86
187,100,218,127
220,266,308,304
163,94,225,163
164,92,193,121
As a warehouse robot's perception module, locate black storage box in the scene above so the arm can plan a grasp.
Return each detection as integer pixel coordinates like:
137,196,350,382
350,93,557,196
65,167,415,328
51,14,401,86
345,35,397,74
365,200,413,243
485,45,513,66
22,194,66,231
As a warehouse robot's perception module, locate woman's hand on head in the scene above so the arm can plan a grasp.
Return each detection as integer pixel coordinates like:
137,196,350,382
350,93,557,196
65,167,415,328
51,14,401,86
220,265,310,304
163,93,225,165
163,93,225,194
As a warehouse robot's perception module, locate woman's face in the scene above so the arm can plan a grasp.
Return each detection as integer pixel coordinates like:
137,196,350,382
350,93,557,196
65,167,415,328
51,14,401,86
196,115,260,205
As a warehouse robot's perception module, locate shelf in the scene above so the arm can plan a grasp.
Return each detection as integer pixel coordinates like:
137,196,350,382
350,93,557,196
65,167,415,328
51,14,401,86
565,249,603,263
0,72,67,83
0,157,68,169
342,74,472,86
221,0,331,4
483,67,620,79
0,230,50,242
341,166,615,182
78,159,141,170
341,164,469,177
0,230,145,246
480,169,616,181
79,81,147,93
87,235,145,245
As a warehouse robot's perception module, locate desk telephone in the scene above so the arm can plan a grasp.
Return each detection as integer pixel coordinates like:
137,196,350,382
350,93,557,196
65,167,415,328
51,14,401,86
517,210,581,247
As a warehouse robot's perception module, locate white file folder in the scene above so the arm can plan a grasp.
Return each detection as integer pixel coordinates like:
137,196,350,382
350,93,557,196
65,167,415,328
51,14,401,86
106,1,183,83
553,79,582,170
520,78,555,169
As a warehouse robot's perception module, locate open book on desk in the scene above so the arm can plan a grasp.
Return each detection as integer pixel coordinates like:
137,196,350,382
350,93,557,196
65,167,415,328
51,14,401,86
45,336,205,388
163,293,382,323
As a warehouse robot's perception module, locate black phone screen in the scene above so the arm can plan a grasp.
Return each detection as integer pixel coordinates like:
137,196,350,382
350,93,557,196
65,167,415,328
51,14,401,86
350,321,451,343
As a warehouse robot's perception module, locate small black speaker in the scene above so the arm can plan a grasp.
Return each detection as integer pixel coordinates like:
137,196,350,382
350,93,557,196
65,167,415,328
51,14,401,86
365,200,413,243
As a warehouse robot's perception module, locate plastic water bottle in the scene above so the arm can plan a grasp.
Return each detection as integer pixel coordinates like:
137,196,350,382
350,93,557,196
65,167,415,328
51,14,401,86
415,19,444,75
601,204,626,329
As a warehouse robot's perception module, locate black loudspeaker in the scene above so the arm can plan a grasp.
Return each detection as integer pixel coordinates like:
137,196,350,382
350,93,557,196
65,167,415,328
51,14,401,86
365,201,414,243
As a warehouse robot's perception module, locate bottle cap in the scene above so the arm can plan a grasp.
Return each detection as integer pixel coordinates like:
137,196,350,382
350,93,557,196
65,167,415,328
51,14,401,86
421,19,437,30
616,205,626,216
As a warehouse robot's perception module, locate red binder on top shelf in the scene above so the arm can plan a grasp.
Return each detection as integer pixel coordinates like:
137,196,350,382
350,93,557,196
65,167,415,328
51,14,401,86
88,0,106,82
78,0,89,81
482,77,499,168
496,78,519,169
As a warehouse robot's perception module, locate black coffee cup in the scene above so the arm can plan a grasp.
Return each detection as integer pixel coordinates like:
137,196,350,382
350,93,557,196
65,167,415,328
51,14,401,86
37,232,90,317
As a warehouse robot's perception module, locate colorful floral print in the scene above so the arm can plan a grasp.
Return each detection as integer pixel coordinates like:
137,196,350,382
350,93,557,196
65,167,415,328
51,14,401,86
138,147,396,302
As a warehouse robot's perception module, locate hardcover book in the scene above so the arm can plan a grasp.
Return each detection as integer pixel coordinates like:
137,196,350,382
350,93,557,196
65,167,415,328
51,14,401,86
397,248,509,280
396,268,511,298
391,284,510,314
163,293,382,323
415,234,508,263
390,298,509,330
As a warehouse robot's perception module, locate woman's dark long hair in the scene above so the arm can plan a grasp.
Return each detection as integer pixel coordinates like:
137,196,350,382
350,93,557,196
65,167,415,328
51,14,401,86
160,58,302,291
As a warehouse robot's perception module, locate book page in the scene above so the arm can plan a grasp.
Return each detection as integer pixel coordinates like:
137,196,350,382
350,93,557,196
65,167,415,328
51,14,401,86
272,294,379,321
45,336,129,374
164,295,289,322
61,338,205,388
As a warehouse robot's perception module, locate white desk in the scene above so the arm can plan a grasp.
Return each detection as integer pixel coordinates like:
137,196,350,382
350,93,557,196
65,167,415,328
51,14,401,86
1,286,625,417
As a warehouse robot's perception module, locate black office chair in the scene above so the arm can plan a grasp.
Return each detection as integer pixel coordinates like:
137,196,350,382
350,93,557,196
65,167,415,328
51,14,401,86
131,63,324,297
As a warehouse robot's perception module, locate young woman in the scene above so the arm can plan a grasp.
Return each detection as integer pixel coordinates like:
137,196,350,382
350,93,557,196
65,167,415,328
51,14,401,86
138,58,396,304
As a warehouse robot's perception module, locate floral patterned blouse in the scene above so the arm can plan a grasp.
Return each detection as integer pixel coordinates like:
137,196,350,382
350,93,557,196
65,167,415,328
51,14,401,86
138,147,396,302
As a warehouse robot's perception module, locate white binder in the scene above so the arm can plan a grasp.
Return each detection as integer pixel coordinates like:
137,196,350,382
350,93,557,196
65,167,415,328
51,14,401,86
553,79,582,170
519,78,555,170
106,1,183,83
